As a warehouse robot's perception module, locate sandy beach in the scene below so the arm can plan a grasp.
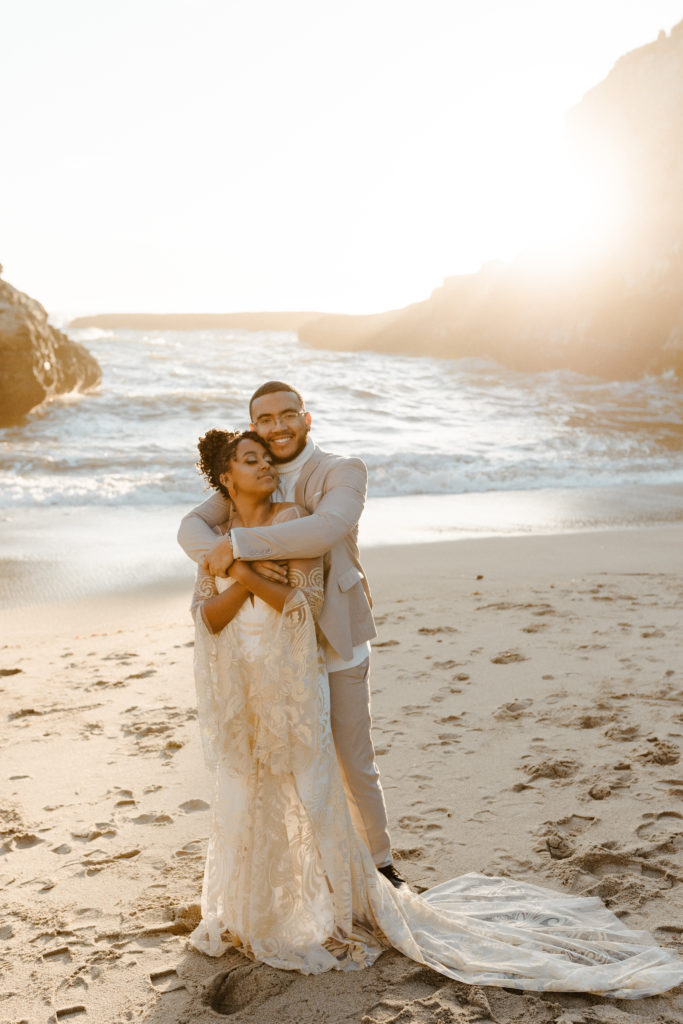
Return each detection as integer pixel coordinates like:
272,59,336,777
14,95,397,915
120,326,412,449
1,524,682,1023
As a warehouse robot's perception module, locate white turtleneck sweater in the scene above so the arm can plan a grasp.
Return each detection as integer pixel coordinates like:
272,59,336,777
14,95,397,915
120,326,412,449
233,436,370,674
273,436,316,501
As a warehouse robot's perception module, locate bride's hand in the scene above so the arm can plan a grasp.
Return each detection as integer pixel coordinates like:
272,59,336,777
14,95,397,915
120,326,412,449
202,535,235,577
250,559,289,583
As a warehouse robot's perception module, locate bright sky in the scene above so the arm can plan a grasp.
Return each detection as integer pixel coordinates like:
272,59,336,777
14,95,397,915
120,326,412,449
2,1,681,315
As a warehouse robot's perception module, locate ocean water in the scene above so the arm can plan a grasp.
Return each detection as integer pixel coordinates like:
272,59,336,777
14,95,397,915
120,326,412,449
2,327,683,607
1,328,683,510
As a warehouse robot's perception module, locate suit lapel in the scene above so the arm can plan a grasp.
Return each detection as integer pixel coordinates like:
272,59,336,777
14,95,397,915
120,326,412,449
294,448,324,508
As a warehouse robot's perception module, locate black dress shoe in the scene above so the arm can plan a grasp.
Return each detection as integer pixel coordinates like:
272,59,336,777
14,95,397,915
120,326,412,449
377,863,408,888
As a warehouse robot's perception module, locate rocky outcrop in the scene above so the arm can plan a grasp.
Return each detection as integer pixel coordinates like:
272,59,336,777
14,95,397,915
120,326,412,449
301,21,683,380
0,272,101,427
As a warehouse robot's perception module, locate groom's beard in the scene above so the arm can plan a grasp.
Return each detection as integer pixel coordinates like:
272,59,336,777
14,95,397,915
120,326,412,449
267,432,310,464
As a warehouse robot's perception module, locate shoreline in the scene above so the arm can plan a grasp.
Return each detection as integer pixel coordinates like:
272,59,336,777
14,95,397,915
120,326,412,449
1,524,681,1021
2,481,683,611
3,521,681,642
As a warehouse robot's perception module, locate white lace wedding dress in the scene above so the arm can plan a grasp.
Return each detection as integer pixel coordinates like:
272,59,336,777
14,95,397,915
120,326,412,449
189,511,682,998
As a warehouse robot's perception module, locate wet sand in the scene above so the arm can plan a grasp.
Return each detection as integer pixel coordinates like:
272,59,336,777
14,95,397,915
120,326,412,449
2,482,683,608
1,526,681,1023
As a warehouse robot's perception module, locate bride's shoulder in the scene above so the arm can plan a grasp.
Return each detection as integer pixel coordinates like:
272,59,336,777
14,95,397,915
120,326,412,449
271,502,309,523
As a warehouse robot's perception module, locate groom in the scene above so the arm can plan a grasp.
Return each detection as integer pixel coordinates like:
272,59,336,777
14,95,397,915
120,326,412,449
177,381,405,887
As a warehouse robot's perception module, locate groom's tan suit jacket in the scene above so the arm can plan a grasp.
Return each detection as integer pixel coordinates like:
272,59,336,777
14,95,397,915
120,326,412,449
177,445,376,661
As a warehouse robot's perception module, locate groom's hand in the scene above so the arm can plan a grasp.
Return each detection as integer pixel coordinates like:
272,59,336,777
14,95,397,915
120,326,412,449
203,535,235,577
251,559,289,583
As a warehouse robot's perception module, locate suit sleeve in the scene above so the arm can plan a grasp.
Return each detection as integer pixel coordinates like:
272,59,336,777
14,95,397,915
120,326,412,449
231,458,367,560
177,491,233,564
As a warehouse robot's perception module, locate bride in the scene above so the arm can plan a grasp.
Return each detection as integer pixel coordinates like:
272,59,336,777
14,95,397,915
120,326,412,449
189,427,682,996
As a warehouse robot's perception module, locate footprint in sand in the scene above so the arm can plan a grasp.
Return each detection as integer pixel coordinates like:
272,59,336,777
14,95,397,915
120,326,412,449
637,738,680,766
574,713,608,729
175,841,203,858
569,847,678,911
49,1004,87,1020
150,967,186,993
393,846,423,862
635,810,683,846
544,830,574,859
2,830,44,853
110,788,136,808
179,799,210,813
121,705,187,755
541,814,595,860
51,844,72,855
588,782,612,800
490,650,527,665
401,704,429,717
88,677,126,690
660,778,683,798
103,651,137,664
604,723,640,742
522,758,580,782
204,962,294,1015
80,722,104,738
42,944,72,962
82,848,140,873
71,823,116,843
365,985,490,1023
8,707,43,721
494,698,533,720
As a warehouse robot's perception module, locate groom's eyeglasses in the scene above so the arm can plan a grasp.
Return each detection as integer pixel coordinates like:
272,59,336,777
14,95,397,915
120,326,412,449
254,411,305,428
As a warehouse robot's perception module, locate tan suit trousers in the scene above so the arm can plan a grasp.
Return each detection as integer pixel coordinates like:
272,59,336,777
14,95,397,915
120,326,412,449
328,656,392,867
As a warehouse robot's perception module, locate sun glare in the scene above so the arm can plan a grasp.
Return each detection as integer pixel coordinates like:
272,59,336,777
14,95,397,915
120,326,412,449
510,149,621,274
1,2,680,313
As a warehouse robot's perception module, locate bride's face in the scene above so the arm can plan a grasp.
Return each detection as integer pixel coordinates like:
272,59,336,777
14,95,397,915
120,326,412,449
220,439,278,498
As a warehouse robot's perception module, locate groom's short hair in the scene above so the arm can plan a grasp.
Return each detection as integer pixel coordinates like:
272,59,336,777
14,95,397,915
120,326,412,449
249,381,305,418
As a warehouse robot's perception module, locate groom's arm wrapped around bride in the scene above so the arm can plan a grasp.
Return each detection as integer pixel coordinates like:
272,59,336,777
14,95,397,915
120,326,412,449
194,554,325,634
178,455,367,563
178,449,375,661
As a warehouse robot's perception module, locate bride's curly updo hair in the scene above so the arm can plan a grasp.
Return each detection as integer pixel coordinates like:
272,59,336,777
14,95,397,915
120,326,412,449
197,428,268,499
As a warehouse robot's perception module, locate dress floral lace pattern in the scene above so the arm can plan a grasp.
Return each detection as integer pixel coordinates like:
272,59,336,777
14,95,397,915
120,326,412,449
188,506,683,992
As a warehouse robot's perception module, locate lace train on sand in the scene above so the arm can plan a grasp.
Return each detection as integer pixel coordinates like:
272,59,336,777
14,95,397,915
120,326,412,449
189,572,683,997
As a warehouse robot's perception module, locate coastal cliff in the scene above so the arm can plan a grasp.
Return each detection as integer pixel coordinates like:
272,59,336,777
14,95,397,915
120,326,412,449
300,21,683,380
0,272,101,426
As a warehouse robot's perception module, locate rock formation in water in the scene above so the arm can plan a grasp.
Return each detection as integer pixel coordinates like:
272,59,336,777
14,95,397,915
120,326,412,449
68,312,321,331
300,21,683,380
0,272,101,427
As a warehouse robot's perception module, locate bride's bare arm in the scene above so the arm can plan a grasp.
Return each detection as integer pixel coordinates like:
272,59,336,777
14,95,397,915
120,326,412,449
196,579,251,634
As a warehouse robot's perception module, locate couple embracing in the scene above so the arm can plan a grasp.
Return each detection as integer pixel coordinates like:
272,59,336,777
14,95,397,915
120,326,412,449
177,381,682,994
